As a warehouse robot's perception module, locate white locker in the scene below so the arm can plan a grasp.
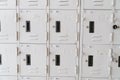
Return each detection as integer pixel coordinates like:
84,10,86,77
50,0,78,9
0,10,16,43
112,45,120,78
112,79,120,80
83,10,113,45
20,10,47,43
0,76,17,80
49,77,76,80
113,11,120,44
115,0,120,9
81,45,111,78
19,77,46,80
83,0,113,9
50,10,77,44
82,78,108,80
50,44,77,76
0,0,16,9
19,0,47,9
20,44,47,76
0,44,17,75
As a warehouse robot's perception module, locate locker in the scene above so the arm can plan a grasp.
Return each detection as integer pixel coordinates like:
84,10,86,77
112,45,120,78
81,45,111,78
0,10,16,43
19,0,47,9
83,0,113,9
50,0,78,9
0,0,16,9
0,76,17,80
50,10,77,44
0,44,17,75
112,79,120,80
49,77,76,80
113,11,120,44
20,77,46,80
115,0,120,9
20,44,47,76
82,78,108,80
50,44,77,76
83,10,113,45
20,10,47,43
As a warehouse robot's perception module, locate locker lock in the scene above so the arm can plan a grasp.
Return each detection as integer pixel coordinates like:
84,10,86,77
113,25,119,29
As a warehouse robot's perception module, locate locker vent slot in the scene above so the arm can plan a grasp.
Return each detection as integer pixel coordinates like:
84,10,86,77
26,54,31,65
56,21,61,32
26,21,31,32
89,21,94,33
55,55,60,66
59,0,69,6
93,0,104,6
0,54,2,65
88,55,93,67
118,56,120,67
27,0,38,6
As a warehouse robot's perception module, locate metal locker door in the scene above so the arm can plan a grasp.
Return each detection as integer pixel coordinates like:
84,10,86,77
49,77,76,80
20,44,47,76
20,10,47,43
82,78,108,80
83,0,113,9
83,10,113,45
115,0,120,9
0,0,16,9
81,45,111,77
19,0,47,9
0,76,17,80
0,10,16,43
112,45,120,78
50,0,78,9
50,10,77,44
113,11,120,44
20,77,46,80
50,44,77,76
0,44,17,75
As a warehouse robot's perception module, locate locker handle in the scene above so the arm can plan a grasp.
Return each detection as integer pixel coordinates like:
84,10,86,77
113,25,119,30
55,55,60,66
118,56,120,67
26,54,31,65
26,21,31,32
56,21,61,33
88,55,93,67
89,21,94,33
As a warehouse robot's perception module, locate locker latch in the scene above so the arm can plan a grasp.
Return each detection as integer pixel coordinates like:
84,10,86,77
113,25,119,30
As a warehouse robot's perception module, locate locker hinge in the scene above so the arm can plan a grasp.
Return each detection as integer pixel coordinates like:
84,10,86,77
17,64,20,73
77,0,79,7
47,13,49,23
16,31,19,41
46,65,49,74
16,13,20,22
76,65,79,74
16,0,18,6
77,32,80,41
77,48,79,57
47,48,49,56
46,0,49,6
77,14,80,23
47,32,49,41
17,47,19,56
